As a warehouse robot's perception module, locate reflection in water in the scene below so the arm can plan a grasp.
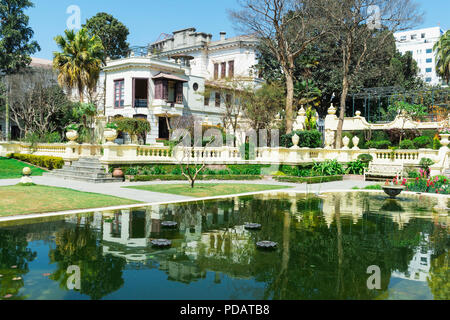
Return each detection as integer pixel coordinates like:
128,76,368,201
0,192,448,300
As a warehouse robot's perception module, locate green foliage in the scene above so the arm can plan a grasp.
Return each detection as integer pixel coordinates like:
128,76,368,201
115,117,150,142
281,130,322,148
433,136,442,150
419,158,434,172
363,184,383,190
413,136,433,149
105,122,118,130
433,30,450,84
407,170,420,178
346,160,366,175
274,175,343,184
406,175,449,194
357,154,373,164
0,0,40,74
304,106,318,131
399,139,415,150
386,101,428,122
279,165,312,177
366,140,392,149
132,175,263,182
312,160,345,176
83,12,130,60
66,123,80,131
23,132,62,144
8,153,64,170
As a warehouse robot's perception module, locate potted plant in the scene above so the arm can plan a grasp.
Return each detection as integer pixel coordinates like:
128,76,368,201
382,177,406,199
66,124,80,143
439,128,450,148
104,122,119,145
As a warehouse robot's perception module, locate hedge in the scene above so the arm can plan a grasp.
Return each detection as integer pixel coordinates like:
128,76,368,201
281,130,322,148
7,153,64,170
273,175,343,184
131,175,263,182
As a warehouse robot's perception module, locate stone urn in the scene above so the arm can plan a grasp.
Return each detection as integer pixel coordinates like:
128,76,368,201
104,129,118,145
342,136,350,150
291,134,300,149
113,167,124,178
66,130,79,143
439,134,450,148
352,136,360,150
382,185,405,199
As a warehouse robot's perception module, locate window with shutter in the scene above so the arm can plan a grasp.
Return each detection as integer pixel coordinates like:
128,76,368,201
221,62,226,78
176,82,183,104
204,93,210,106
228,61,234,78
162,80,169,100
114,79,124,108
214,64,219,80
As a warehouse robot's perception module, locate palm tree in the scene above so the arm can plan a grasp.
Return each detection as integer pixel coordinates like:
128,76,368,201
53,28,104,102
434,30,450,85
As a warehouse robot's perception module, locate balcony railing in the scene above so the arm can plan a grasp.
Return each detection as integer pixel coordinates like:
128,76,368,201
134,99,148,108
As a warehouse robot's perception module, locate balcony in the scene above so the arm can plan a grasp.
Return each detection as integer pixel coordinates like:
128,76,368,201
152,100,183,117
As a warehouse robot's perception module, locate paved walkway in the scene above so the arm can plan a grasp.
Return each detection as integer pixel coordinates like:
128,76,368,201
0,176,377,203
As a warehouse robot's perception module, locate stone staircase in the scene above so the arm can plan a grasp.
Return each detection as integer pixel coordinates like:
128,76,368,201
43,157,123,183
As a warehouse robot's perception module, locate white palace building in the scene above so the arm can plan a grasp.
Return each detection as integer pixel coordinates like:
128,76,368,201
100,27,261,144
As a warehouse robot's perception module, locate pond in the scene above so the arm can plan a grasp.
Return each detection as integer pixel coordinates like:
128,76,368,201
0,192,448,300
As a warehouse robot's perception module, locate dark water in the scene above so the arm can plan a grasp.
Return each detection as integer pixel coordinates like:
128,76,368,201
0,192,448,300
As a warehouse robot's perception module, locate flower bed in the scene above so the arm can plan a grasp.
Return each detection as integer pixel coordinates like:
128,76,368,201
406,175,449,194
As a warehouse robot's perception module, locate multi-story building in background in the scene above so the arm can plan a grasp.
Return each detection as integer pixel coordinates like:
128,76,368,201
394,26,446,86
101,27,261,144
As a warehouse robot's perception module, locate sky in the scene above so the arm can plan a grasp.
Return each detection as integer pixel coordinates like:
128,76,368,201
26,0,450,60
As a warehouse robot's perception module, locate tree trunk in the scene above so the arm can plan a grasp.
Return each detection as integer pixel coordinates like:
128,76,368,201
336,73,349,149
5,90,10,141
285,72,294,134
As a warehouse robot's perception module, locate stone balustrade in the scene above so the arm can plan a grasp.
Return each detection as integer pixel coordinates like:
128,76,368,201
0,140,447,174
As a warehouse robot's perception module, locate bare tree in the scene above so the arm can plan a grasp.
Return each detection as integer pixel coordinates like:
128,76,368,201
229,0,327,134
171,115,217,188
316,0,422,148
6,68,69,137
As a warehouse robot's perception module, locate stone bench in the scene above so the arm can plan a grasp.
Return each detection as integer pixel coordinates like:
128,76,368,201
364,163,404,181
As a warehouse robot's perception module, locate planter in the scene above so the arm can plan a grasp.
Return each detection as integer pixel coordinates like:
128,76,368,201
382,185,405,199
439,134,450,148
113,168,124,178
66,130,79,143
104,129,118,145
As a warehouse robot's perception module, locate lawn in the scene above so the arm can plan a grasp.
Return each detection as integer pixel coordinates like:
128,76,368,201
124,183,292,198
0,157,46,179
0,185,141,216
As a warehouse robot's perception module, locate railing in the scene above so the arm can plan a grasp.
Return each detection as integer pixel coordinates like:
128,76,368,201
134,99,148,108
0,141,445,173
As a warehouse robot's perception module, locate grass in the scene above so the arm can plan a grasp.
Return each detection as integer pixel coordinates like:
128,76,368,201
124,183,292,198
353,184,383,190
0,184,141,216
0,157,46,179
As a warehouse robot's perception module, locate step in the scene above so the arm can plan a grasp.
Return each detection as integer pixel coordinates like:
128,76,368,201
44,172,123,183
49,169,110,179
64,164,106,172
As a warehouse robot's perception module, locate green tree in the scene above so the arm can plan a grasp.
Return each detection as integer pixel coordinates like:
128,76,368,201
434,30,450,84
82,12,130,60
0,0,40,74
53,28,104,103
0,0,40,141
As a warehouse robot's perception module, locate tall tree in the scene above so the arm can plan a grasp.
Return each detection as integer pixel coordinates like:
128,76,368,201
316,0,422,148
229,0,327,134
434,30,450,85
82,12,130,60
53,28,104,103
83,13,130,114
0,0,40,141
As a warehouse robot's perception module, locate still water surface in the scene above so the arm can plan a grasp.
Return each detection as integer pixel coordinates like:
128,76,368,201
0,192,448,300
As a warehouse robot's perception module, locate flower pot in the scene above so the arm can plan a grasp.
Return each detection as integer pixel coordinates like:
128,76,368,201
66,130,79,143
104,129,118,145
439,134,450,148
113,168,124,178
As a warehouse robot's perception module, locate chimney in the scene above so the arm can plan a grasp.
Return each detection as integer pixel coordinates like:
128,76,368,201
220,32,226,41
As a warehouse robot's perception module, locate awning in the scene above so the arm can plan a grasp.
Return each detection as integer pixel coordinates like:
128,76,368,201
152,72,188,82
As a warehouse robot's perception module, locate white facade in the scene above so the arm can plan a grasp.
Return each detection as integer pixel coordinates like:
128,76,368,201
102,27,261,144
394,27,446,86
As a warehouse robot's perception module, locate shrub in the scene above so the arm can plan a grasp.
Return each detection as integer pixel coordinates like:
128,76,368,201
364,184,382,190
399,139,415,150
413,136,433,149
419,158,434,176
280,130,322,148
346,160,366,175
132,175,262,182
406,175,449,194
312,160,345,176
357,154,373,164
433,136,442,150
407,170,420,178
9,153,64,170
274,175,343,184
366,140,392,149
